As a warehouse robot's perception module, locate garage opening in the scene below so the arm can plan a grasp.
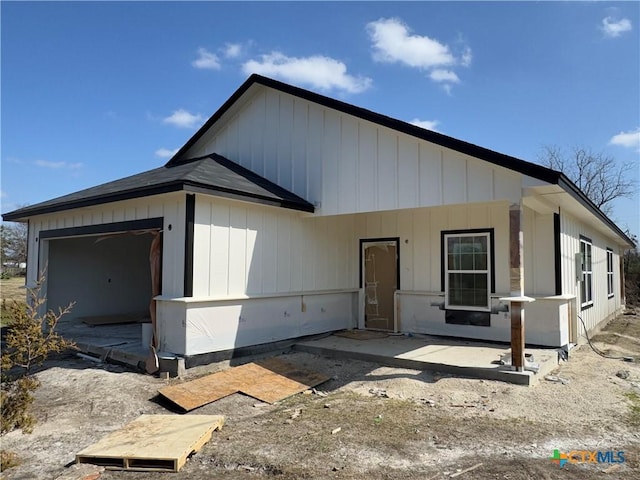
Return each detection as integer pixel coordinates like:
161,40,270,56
38,218,163,351
47,233,155,321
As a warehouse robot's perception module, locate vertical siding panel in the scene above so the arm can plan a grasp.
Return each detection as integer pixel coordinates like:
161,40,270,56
290,212,303,291
339,116,358,213
193,200,212,296
442,152,466,204
430,208,447,291
413,209,429,291
276,213,291,292
301,217,316,292
292,101,308,198
237,106,253,168
398,210,414,291
263,90,280,184
397,138,418,209
419,143,442,207
523,207,535,295
245,208,263,295
277,94,294,190
210,203,230,295
261,209,278,293
322,110,340,214
449,206,468,230
377,130,397,210
306,105,324,205
228,205,247,295
358,122,377,211
250,91,266,177
467,159,494,203
314,217,329,289
490,204,509,293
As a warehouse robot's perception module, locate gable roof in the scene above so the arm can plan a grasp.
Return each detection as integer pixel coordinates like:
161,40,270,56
167,74,634,247
2,153,314,221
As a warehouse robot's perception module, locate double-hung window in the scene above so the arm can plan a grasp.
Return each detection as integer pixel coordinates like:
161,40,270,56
444,232,491,311
580,237,593,308
606,248,614,298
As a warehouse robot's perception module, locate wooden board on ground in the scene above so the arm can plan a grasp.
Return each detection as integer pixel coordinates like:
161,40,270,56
241,357,331,404
76,414,224,472
158,357,330,412
80,312,149,326
334,329,389,340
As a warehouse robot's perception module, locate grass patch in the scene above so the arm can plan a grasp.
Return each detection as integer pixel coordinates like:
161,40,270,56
0,450,21,471
1,277,26,327
624,391,640,426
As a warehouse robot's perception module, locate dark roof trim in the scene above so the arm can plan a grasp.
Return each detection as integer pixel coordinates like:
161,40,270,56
557,175,633,247
167,74,633,247
3,183,184,221
2,157,315,221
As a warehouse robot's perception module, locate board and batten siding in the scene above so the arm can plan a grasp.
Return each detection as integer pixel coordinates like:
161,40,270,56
559,211,623,335
191,195,516,298
522,207,556,296
192,195,358,297
186,87,526,216
27,193,187,297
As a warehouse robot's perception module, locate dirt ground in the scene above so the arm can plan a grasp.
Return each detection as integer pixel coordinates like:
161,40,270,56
1,312,639,480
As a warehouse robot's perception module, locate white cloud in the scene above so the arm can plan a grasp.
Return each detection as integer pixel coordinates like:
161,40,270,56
367,17,471,92
601,16,632,38
461,47,473,67
610,127,640,150
163,109,203,129
0,190,7,199
192,47,221,70
224,43,243,58
242,52,372,94
429,69,460,83
34,160,82,169
155,147,179,158
367,17,456,69
409,119,440,132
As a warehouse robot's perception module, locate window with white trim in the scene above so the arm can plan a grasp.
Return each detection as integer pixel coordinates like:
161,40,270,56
606,248,614,298
444,232,491,310
580,237,593,308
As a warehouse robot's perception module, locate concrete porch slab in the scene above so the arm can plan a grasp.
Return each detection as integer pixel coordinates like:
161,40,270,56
294,332,560,386
58,318,149,368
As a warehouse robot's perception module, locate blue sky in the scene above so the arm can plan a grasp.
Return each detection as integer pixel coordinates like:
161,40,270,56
2,1,639,239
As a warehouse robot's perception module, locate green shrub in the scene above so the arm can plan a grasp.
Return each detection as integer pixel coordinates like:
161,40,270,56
0,276,75,435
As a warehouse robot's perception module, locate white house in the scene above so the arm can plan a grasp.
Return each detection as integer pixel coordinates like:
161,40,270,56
3,74,634,367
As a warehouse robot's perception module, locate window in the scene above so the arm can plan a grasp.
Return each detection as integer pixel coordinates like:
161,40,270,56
607,248,614,298
444,232,491,311
580,237,593,308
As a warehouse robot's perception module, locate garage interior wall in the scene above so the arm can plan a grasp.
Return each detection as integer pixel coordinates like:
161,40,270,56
47,233,154,320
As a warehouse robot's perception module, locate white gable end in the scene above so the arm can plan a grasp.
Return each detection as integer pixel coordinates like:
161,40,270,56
186,85,529,217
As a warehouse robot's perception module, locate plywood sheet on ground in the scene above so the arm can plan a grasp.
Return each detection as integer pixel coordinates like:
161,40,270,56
158,357,330,412
80,313,149,326
76,414,224,472
334,329,389,340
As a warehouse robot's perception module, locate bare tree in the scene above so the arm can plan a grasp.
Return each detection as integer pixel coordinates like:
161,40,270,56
539,145,637,216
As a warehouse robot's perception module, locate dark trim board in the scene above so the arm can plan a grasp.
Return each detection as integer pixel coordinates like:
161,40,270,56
37,218,164,240
184,194,195,297
553,213,562,296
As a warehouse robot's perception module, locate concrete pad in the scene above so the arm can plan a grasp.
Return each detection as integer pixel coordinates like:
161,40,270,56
295,334,559,386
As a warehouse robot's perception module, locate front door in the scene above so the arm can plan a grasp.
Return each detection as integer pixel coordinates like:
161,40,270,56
362,239,399,331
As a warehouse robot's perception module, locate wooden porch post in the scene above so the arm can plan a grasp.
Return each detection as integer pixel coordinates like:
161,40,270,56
509,203,525,372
